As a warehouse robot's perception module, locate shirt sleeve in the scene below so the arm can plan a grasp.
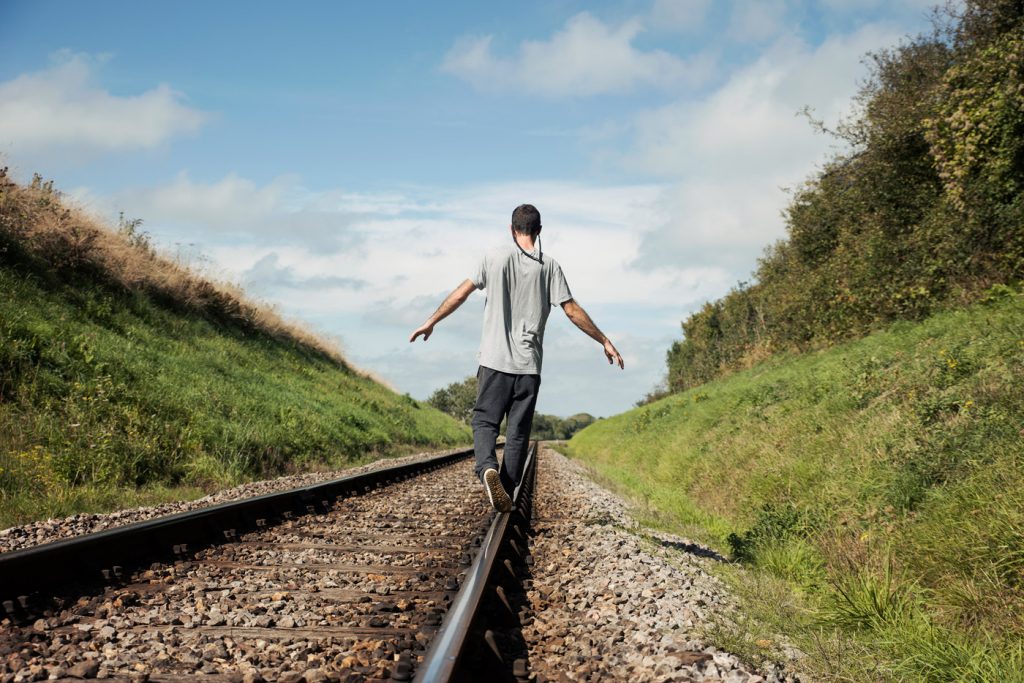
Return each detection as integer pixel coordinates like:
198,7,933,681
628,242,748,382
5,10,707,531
549,261,573,306
471,253,487,289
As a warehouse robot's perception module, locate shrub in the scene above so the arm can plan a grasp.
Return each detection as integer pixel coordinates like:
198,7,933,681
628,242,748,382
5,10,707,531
666,1,1024,394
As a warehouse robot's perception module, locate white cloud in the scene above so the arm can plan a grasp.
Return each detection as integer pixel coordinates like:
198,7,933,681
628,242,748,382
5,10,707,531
728,0,790,43
650,0,713,32
820,0,947,12
243,253,367,293
538,322,677,416
0,52,206,156
109,172,717,313
121,171,289,228
91,171,728,414
623,23,905,269
101,172,379,256
441,12,714,97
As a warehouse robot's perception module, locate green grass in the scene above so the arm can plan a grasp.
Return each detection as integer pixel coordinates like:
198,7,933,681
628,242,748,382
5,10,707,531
0,261,470,528
565,288,1024,681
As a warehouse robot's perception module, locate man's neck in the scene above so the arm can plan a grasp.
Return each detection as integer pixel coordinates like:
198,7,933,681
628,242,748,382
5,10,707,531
514,232,537,251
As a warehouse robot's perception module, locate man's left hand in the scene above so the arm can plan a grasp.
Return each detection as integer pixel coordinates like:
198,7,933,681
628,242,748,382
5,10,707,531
604,339,624,369
409,323,434,342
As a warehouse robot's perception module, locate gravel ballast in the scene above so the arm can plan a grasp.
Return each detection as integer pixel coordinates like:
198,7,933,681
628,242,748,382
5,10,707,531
522,445,800,682
0,458,490,682
1,444,802,681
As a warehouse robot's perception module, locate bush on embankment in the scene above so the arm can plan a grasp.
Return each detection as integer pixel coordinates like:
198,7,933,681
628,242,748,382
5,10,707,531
0,170,470,527
666,0,1024,393
567,290,1024,680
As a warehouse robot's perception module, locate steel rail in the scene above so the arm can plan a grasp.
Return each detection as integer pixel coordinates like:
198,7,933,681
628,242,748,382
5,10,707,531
413,441,537,683
0,446,477,617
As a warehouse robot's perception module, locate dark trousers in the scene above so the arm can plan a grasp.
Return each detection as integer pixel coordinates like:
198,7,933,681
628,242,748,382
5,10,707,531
471,365,540,494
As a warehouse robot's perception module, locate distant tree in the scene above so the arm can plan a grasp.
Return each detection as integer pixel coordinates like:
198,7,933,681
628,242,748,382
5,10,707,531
427,376,477,424
427,376,596,439
521,411,595,439
636,380,672,407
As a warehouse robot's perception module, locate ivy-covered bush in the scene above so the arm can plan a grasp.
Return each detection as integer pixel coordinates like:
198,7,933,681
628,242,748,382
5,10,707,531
667,0,1024,393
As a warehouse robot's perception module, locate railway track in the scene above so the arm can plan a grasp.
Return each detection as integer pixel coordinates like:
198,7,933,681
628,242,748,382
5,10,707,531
0,445,538,682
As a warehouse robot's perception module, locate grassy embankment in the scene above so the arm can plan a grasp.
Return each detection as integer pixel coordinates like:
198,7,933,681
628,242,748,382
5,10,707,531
0,172,470,528
565,290,1024,681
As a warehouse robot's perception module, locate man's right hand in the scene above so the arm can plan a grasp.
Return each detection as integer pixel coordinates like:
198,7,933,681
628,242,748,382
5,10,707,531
408,280,477,344
409,323,434,342
604,339,624,369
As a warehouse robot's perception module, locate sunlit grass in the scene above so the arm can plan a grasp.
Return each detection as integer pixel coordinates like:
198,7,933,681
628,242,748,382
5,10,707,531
566,290,1024,681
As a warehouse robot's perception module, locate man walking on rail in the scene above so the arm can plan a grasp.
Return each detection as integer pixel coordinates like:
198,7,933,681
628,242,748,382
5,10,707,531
409,204,624,512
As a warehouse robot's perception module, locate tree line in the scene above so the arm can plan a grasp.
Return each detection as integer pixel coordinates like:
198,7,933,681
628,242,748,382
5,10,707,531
427,376,596,440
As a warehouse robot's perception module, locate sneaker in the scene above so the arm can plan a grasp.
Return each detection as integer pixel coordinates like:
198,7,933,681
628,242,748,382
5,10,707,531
483,468,512,513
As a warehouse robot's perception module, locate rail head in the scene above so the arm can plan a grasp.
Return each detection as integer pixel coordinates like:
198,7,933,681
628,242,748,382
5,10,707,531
413,441,537,683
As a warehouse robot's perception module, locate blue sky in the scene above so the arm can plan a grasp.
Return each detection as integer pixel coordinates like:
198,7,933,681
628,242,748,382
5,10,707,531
0,0,942,416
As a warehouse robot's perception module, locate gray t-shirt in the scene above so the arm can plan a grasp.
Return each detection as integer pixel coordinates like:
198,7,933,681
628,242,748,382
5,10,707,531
471,243,573,375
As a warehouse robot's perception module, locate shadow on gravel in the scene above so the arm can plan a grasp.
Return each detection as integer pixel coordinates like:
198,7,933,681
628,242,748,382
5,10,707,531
499,543,535,680
656,538,728,562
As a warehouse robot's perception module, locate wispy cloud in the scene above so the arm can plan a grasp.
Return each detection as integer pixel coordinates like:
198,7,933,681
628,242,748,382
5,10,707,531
124,171,289,227
727,0,790,43
0,51,207,158
820,0,950,12
441,12,715,97
89,171,731,414
243,253,368,293
650,0,713,32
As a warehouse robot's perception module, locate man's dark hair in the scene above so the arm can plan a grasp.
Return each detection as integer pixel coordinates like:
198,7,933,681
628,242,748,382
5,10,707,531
511,204,541,237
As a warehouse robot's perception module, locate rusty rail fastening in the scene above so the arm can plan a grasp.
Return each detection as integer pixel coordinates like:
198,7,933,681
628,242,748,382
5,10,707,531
414,441,537,683
0,447,477,620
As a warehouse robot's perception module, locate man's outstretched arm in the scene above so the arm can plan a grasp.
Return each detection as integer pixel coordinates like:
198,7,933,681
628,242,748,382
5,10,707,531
561,298,624,369
409,279,477,342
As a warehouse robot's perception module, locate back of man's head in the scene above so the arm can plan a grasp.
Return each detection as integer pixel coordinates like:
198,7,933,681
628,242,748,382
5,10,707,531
511,204,541,237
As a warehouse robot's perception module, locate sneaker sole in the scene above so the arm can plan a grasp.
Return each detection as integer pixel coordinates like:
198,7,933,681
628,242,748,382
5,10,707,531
484,469,512,513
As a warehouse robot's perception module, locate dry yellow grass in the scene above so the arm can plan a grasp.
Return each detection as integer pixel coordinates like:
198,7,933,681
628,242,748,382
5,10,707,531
0,168,359,373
